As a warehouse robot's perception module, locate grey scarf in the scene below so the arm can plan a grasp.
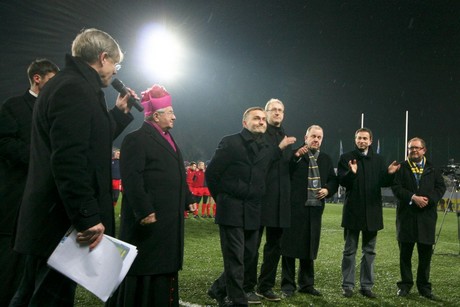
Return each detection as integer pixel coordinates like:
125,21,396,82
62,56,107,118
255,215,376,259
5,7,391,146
305,150,322,206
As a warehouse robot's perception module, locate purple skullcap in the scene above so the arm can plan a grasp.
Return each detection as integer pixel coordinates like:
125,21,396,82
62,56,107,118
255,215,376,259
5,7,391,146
141,84,172,117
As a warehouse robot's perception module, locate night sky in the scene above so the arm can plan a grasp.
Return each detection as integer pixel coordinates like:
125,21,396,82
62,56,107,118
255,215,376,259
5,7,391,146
1,0,459,167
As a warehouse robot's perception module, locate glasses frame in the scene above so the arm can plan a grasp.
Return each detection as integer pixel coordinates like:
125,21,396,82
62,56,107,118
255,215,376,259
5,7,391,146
266,108,284,113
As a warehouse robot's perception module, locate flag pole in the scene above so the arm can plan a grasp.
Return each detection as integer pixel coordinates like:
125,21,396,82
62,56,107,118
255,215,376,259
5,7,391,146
405,111,408,160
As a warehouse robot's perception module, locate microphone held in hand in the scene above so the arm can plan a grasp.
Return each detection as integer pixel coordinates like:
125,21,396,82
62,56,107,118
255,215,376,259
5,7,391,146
111,78,144,112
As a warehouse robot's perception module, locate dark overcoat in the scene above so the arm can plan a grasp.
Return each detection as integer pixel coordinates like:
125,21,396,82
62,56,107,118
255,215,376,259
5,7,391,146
391,159,446,244
260,124,292,228
14,55,133,258
338,147,394,231
0,91,35,236
119,122,194,275
206,129,273,230
281,151,338,259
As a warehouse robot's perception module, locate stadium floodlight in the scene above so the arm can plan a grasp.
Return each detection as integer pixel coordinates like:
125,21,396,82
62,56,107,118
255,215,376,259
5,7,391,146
137,24,185,82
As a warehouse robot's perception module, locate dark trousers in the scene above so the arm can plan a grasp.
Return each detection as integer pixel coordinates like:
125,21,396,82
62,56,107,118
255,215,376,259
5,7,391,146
281,256,314,292
10,256,76,307
397,241,433,295
211,225,259,305
8,255,39,307
252,226,283,292
0,235,26,306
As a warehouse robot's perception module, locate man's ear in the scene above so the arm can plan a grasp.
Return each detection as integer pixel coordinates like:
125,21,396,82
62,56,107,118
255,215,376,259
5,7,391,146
32,74,41,85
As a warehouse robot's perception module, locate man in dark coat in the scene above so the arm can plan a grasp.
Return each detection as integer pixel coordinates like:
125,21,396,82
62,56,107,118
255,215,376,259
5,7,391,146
281,125,338,298
207,107,295,306
13,28,134,306
111,84,196,307
244,99,293,302
391,137,445,300
0,58,58,306
338,127,400,299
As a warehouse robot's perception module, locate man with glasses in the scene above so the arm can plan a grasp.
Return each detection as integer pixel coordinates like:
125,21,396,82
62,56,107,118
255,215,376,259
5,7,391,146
13,28,134,306
391,137,445,300
245,99,293,302
338,127,400,299
207,107,296,306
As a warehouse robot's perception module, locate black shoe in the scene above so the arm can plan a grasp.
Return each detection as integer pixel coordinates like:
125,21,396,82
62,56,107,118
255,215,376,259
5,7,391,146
342,288,353,298
359,289,377,299
207,288,217,300
222,297,237,307
256,290,281,301
281,290,294,298
397,288,409,297
420,292,436,300
208,288,226,306
246,292,262,304
299,287,322,296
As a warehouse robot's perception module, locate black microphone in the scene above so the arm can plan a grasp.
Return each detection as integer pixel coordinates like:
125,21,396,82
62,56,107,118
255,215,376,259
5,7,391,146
111,78,144,112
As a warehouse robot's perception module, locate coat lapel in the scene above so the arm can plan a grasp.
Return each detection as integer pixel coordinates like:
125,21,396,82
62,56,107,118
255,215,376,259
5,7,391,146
143,122,179,159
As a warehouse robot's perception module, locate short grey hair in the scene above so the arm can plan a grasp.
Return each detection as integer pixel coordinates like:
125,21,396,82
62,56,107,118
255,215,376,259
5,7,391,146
145,107,166,121
264,98,284,111
72,28,123,64
306,125,323,136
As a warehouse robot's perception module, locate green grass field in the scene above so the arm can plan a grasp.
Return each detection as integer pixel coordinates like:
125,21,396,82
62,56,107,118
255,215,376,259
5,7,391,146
75,203,460,306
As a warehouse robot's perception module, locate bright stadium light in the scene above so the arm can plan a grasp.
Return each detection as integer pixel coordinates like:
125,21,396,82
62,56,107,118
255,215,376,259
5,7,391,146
137,24,185,82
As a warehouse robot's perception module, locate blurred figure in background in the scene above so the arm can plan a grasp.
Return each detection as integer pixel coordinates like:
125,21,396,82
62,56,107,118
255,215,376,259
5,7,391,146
0,58,59,306
111,149,122,207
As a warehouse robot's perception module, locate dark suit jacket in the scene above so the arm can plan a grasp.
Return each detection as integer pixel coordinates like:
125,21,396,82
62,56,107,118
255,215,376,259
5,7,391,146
0,91,35,235
14,55,133,257
338,147,394,231
281,151,338,259
260,124,292,228
119,122,194,275
206,129,273,230
392,159,446,244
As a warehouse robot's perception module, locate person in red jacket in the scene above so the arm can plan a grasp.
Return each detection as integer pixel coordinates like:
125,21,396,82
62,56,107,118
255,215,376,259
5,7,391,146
193,161,212,217
185,162,197,218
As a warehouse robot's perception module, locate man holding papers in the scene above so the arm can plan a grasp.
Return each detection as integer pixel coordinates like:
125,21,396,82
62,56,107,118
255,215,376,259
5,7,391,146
109,84,196,306
12,29,134,306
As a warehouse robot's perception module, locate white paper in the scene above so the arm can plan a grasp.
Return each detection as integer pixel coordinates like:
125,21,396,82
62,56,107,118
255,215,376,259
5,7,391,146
47,228,137,302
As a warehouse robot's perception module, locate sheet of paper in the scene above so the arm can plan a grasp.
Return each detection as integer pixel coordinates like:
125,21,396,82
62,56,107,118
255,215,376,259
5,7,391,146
47,228,137,302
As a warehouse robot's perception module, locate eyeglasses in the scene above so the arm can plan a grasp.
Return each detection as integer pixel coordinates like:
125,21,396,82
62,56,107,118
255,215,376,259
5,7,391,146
266,108,284,113
114,63,122,71
408,146,424,151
